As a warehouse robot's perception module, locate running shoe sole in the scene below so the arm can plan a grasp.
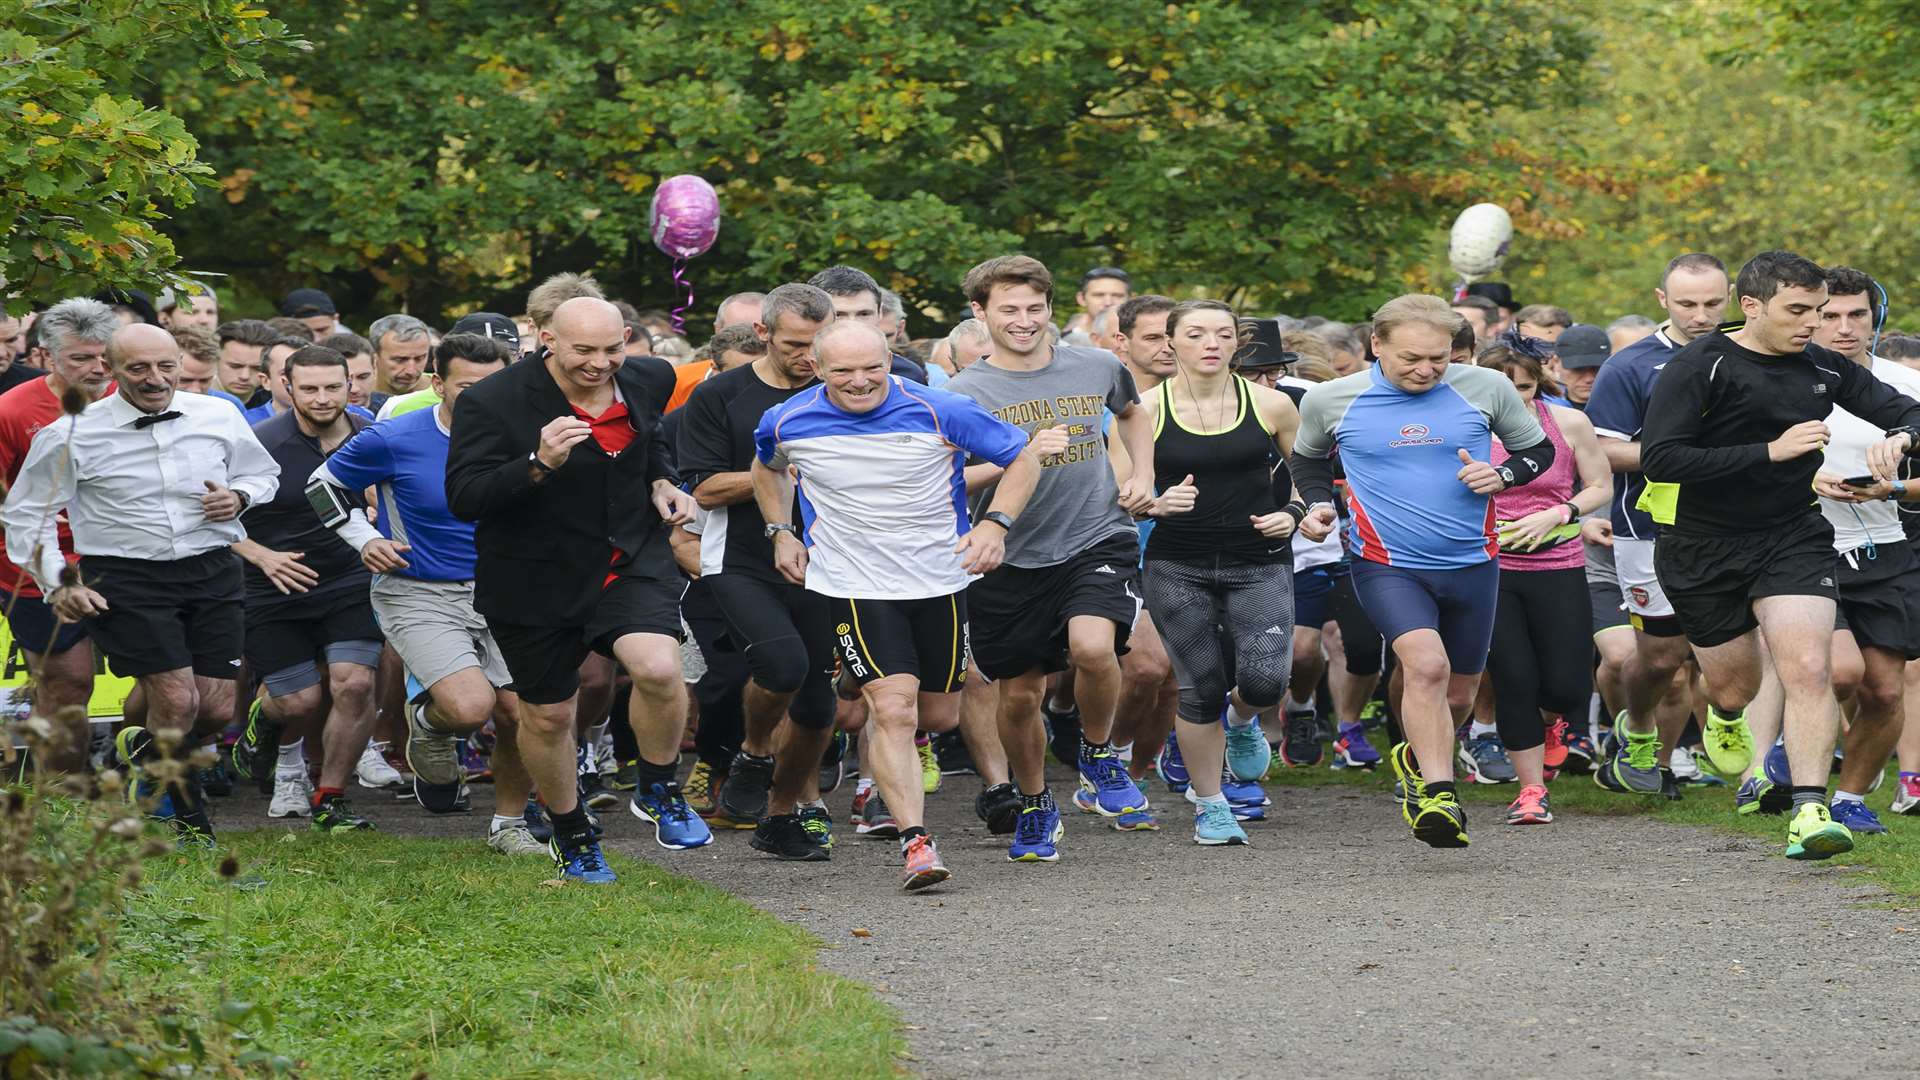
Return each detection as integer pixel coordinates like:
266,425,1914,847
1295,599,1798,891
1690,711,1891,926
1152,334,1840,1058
747,835,830,862
903,863,952,891
1785,826,1854,861
1412,801,1470,848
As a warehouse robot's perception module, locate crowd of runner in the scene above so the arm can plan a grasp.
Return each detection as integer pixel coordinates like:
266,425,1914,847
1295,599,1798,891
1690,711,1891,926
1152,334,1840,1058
4,246,1918,889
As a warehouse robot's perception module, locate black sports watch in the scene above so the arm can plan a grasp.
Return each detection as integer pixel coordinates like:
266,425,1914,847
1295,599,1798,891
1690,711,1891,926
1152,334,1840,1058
1492,465,1517,488
764,522,798,540
980,510,1016,532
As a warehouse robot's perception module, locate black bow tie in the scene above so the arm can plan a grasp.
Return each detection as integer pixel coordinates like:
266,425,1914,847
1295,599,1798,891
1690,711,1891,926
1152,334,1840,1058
132,410,182,429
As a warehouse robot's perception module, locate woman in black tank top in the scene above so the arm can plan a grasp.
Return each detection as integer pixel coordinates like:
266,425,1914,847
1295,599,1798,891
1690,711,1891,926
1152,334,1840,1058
1112,300,1304,846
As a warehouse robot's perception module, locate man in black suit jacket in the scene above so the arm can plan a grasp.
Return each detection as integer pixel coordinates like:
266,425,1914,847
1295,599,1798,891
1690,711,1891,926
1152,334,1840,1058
447,296,704,880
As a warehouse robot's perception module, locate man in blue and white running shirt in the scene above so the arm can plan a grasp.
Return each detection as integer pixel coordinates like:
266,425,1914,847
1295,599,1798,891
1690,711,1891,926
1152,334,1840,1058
752,320,1038,892
1291,293,1553,849
1583,252,1732,794
308,332,541,855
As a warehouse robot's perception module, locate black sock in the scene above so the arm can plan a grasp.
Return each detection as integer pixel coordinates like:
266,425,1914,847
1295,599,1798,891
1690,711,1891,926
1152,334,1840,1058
1660,767,1677,786
1078,736,1109,760
1021,787,1052,810
1427,780,1457,799
637,757,678,790
550,803,593,845
1791,785,1828,808
898,825,927,847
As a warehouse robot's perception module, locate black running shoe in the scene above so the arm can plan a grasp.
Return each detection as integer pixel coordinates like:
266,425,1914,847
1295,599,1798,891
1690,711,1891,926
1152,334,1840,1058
974,782,1022,835
750,813,830,861
1043,701,1082,768
579,771,620,811
312,793,375,834
932,730,975,776
818,731,848,795
197,758,233,798
718,750,773,822
230,697,282,795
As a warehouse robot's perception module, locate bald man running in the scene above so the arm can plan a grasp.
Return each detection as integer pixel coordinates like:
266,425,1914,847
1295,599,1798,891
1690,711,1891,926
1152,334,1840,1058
448,296,703,883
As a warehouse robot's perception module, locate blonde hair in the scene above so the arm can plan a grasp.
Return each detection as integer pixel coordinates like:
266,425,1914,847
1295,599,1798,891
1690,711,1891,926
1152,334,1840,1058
526,272,605,329
1371,293,1466,345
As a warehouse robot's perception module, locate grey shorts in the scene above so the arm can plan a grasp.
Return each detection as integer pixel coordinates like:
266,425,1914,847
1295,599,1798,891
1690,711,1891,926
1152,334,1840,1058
370,574,511,693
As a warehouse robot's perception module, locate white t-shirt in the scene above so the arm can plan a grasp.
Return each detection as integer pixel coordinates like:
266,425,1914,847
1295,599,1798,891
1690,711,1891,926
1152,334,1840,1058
1820,355,1920,551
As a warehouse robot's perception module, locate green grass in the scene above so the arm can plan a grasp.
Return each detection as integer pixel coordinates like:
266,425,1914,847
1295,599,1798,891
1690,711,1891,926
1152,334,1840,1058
117,833,906,1080
1266,754,1920,899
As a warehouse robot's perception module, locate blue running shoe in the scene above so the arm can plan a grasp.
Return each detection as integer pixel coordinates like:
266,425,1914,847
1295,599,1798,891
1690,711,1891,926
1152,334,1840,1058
1193,798,1248,846
1157,732,1189,794
1762,742,1792,787
1333,721,1382,768
629,782,714,850
552,837,618,884
1828,799,1887,835
1078,745,1148,816
1224,717,1273,782
523,799,554,842
1221,773,1269,808
1073,788,1161,830
1008,797,1064,862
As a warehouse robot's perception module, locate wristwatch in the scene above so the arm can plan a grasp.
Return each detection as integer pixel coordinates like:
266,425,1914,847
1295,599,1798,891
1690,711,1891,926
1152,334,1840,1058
1890,481,1908,500
980,510,1016,532
527,451,555,474
764,522,798,540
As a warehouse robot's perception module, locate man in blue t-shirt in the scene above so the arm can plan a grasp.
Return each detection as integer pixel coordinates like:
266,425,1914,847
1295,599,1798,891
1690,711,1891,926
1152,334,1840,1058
308,332,541,855
1583,251,1734,795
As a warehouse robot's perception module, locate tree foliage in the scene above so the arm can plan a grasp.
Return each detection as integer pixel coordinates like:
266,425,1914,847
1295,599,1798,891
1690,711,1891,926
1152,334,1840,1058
0,0,302,314
157,0,1595,327
1476,1,1920,327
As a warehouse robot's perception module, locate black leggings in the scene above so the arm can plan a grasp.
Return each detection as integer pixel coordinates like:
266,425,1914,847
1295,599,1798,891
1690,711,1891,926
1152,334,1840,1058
1144,557,1294,723
1485,566,1591,752
682,579,748,769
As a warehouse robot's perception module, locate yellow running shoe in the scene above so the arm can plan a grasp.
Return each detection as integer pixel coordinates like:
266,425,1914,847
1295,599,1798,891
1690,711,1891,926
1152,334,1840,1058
1701,707,1755,776
1412,790,1470,849
1388,741,1426,826
917,735,941,794
1784,802,1853,861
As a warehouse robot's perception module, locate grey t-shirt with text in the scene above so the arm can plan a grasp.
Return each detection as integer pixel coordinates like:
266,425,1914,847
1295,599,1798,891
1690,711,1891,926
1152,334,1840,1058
945,345,1140,568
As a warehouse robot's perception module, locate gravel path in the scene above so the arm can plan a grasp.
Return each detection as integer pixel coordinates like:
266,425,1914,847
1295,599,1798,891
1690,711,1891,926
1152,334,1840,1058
237,765,1920,1079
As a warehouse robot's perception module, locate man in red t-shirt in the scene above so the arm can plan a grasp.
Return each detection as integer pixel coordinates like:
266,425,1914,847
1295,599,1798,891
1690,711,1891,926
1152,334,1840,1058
0,298,118,767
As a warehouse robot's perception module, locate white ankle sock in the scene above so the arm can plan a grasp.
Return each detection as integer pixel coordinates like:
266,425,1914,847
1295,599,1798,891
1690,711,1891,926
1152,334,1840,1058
490,814,524,832
1468,720,1497,738
1226,702,1259,729
1833,790,1865,805
276,738,306,771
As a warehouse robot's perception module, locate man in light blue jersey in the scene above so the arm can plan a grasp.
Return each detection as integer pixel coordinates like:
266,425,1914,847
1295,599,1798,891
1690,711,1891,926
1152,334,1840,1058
308,333,541,856
752,320,1039,891
1291,293,1554,849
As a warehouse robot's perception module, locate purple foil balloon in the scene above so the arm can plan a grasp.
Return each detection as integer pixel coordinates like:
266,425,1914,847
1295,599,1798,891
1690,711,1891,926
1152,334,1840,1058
649,175,721,259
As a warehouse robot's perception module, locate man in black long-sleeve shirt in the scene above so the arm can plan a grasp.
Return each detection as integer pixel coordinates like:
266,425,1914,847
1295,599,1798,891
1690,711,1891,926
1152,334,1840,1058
1641,249,1920,861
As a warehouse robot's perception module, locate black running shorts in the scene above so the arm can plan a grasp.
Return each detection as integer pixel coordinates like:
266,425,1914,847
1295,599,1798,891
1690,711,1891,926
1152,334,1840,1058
1836,539,1920,659
1654,514,1837,649
830,592,969,694
966,533,1138,682
79,550,244,679
489,573,686,705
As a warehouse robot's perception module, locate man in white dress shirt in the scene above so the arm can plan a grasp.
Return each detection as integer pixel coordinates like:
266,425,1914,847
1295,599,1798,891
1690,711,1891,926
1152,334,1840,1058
2,323,279,841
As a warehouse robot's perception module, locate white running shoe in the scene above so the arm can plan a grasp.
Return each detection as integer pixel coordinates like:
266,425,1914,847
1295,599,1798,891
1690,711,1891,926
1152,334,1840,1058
1669,745,1702,781
1892,774,1920,815
487,823,549,856
355,742,406,791
269,769,314,818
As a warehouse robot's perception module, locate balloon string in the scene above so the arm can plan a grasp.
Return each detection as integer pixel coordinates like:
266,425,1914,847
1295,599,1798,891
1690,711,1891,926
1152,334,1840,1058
670,257,692,337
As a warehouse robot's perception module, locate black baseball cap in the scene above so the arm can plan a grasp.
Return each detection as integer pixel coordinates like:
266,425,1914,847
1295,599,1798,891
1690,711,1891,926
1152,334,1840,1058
1465,282,1517,311
1553,324,1611,369
1235,318,1297,371
280,287,336,318
449,312,521,353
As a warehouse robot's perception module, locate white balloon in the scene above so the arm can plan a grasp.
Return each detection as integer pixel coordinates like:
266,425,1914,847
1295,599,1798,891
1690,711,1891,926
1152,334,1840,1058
1449,203,1513,280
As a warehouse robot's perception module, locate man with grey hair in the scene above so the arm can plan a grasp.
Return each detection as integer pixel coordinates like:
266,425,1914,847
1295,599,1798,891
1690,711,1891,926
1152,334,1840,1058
1087,307,1124,356
367,314,432,409
679,281,843,857
1607,314,1658,353
714,291,765,334
0,297,119,770
879,288,909,347
1312,320,1367,376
